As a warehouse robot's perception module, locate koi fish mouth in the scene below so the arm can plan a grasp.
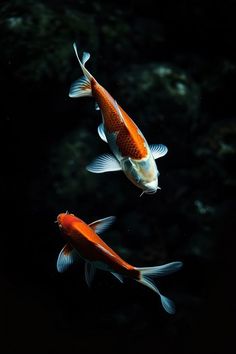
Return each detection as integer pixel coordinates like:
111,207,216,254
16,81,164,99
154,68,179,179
140,185,160,197
145,189,158,194
143,181,160,195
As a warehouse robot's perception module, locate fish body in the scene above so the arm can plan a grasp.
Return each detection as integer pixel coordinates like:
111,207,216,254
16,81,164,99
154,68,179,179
69,44,168,194
56,212,183,314
57,212,138,278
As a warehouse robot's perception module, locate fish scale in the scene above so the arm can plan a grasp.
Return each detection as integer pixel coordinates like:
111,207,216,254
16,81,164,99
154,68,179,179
116,129,145,159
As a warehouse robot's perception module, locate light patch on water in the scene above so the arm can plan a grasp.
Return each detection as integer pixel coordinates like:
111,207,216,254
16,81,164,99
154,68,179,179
194,200,214,215
7,17,23,29
176,82,187,96
155,66,172,77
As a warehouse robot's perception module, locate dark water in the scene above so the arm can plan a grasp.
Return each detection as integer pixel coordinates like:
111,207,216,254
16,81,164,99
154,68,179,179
2,1,236,353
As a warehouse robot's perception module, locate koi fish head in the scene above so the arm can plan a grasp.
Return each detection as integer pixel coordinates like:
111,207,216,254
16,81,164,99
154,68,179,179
121,156,160,194
57,212,77,232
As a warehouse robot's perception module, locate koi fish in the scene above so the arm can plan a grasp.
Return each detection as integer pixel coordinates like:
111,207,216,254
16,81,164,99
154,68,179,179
69,43,168,195
56,212,183,314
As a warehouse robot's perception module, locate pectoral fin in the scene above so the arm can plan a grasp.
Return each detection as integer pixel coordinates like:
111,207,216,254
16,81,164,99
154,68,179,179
86,153,121,173
95,102,100,111
89,216,116,234
97,123,107,143
57,243,80,273
150,144,168,159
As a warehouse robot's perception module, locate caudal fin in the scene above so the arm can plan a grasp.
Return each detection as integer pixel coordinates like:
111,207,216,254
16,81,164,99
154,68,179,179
136,261,183,314
69,43,93,98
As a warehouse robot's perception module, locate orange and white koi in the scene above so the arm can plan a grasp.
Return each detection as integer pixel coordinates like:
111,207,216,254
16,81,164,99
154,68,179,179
56,212,183,314
69,43,168,195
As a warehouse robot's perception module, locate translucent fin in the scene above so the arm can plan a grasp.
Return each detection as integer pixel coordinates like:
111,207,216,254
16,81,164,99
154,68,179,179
97,123,107,142
56,243,79,273
69,43,93,98
82,51,90,65
136,261,183,314
138,262,183,277
111,272,124,283
69,76,92,98
137,276,176,314
95,102,100,111
86,153,121,173
85,262,96,287
72,43,93,80
89,216,116,234
150,144,168,159
160,294,176,315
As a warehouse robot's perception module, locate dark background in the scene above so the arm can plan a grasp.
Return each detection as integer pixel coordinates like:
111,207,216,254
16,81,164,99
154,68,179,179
2,1,236,353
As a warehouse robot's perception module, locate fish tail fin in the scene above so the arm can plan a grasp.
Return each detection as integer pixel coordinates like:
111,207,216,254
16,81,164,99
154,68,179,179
69,42,93,98
136,261,183,314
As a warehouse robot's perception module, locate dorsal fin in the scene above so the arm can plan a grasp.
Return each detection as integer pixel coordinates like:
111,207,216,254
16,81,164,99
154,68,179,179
113,100,126,125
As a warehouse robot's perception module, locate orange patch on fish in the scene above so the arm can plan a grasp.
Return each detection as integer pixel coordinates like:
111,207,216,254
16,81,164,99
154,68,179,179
92,80,148,159
116,125,147,159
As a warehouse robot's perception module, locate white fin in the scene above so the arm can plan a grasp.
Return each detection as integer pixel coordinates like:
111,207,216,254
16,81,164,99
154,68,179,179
136,261,183,314
150,144,168,159
89,216,116,234
69,43,93,98
111,272,124,283
137,276,176,314
95,243,115,258
82,51,90,65
56,243,79,273
69,76,92,98
85,262,96,287
86,153,121,173
72,43,93,80
138,262,183,277
95,102,100,111
97,123,107,142
160,294,176,314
